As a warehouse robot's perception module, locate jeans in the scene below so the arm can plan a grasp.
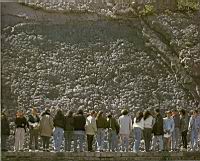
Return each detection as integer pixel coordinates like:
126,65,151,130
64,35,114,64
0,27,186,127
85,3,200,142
14,128,25,151
143,128,152,152
133,127,142,152
64,131,73,151
1,135,8,151
74,131,85,152
152,135,163,151
53,127,64,152
41,136,50,150
120,134,129,152
191,128,198,151
87,134,94,151
172,128,180,150
96,128,105,151
181,130,188,149
29,129,39,150
108,130,118,151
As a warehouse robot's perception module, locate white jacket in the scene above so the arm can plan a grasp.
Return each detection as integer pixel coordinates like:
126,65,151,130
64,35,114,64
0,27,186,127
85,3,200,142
85,115,97,135
133,117,144,130
118,115,132,135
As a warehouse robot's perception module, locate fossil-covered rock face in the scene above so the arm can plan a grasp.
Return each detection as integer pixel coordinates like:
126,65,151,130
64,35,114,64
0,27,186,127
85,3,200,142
1,2,200,118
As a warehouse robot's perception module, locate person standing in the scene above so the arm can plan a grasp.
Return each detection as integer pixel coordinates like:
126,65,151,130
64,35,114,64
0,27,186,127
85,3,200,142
179,109,188,151
96,111,108,152
73,108,86,152
152,108,164,152
143,110,154,152
118,109,132,152
171,109,181,151
188,109,199,151
163,111,175,151
107,113,119,152
1,110,10,151
14,110,28,151
39,108,54,152
133,111,144,153
64,110,74,152
28,107,40,151
85,110,97,152
53,108,65,152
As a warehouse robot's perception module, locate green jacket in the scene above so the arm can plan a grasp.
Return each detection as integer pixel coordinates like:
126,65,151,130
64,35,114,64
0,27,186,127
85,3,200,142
107,117,120,134
96,116,108,129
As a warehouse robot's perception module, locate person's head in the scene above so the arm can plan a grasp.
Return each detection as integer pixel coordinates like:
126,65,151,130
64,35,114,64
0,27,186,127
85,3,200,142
67,110,73,117
165,110,172,118
192,109,198,116
90,110,96,117
32,107,37,115
77,108,83,115
121,109,128,115
96,111,103,118
155,108,160,114
172,109,178,115
107,112,112,118
179,109,186,116
16,110,24,117
143,110,151,120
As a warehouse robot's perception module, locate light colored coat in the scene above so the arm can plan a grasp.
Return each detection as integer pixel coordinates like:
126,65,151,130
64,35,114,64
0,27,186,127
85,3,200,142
39,114,54,137
85,115,97,135
118,115,132,135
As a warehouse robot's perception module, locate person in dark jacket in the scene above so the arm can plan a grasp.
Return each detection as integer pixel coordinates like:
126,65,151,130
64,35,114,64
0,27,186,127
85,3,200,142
107,112,119,152
1,110,10,151
96,111,108,152
64,110,74,151
28,107,40,151
14,110,28,151
53,108,65,152
152,108,164,152
73,108,86,152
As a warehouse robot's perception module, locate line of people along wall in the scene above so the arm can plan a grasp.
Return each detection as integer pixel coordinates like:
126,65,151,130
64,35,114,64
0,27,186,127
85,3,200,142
1,107,200,152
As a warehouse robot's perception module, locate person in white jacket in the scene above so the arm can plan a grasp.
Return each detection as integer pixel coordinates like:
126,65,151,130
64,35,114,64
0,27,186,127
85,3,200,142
118,109,132,152
133,111,144,152
85,110,97,152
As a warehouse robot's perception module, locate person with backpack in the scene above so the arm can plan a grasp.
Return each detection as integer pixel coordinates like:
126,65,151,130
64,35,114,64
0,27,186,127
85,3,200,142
133,111,144,153
28,107,40,151
73,108,86,152
53,108,65,152
1,110,10,151
14,110,28,152
85,110,97,152
107,112,119,152
64,110,74,152
152,108,164,152
39,108,54,152
96,111,108,152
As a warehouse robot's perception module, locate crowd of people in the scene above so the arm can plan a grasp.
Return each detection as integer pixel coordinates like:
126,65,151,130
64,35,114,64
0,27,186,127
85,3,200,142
1,107,200,153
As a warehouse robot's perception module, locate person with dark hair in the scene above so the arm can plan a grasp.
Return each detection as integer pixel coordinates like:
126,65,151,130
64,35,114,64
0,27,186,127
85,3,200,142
143,110,154,152
179,109,188,151
14,110,28,151
133,111,144,152
39,108,54,151
96,111,108,152
53,108,65,152
64,110,74,152
1,110,10,151
152,108,164,152
163,111,174,151
171,109,180,151
188,109,199,151
28,107,40,151
85,110,97,152
118,109,132,152
73,108,86,152
107,113,119,152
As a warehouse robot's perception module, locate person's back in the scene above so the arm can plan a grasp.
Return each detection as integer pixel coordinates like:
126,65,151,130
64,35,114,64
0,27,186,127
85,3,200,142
40,114,53,137
65,115,74,131
153,113,164,135
74,113,86,131
119,115,132,135
53,111,65,129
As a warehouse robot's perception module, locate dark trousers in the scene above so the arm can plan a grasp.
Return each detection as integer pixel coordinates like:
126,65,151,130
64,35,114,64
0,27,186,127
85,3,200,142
181,130,187,149
29,129,39,150
87,134,94,151
143,128,152,152
41,136,50,150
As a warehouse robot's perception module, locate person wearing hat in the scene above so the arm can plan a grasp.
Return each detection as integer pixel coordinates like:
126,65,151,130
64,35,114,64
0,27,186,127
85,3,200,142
163,111,175,151
118,109,132,152
14,110,28,151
